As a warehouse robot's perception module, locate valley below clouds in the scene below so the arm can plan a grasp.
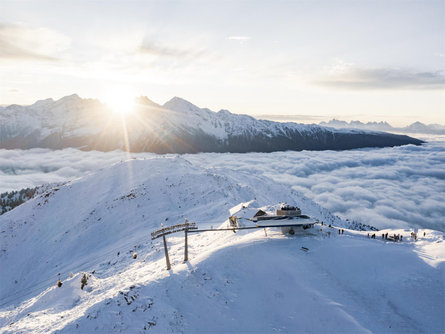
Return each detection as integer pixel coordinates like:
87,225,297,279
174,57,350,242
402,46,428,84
1,138,444,232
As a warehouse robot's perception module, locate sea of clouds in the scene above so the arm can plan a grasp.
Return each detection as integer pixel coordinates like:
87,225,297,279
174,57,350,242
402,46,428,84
1,138,444,231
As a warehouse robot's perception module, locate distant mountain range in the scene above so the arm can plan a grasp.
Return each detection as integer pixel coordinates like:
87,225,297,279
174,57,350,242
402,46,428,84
0,94,423,153
320,119,445,135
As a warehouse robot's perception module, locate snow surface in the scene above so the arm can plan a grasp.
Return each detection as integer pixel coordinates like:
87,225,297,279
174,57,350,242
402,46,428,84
0,156,444,333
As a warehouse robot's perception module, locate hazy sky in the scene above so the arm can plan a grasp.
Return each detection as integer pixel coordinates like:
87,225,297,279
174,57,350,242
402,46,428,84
0,0,444,125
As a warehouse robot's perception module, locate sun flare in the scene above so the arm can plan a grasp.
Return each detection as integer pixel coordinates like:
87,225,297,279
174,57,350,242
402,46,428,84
102,90,136,115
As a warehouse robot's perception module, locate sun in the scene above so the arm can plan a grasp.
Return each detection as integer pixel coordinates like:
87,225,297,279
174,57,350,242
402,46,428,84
102,89,136,115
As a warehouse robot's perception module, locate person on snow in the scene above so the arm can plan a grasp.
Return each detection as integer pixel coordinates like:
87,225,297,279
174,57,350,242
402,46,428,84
81,274,88,290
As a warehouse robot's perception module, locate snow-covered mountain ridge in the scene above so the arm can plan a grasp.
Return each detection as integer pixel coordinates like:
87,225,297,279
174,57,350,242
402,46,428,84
0,94,423,153
320,119,445,135
0,157,443,333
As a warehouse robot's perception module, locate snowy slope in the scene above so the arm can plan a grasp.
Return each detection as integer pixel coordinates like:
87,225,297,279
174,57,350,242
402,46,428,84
0,157,443,333
0,156,342,307
0,183,63,215
0,95,423,153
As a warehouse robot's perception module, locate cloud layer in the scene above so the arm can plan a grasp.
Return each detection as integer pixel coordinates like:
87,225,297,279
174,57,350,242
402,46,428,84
0,23,69,61
0,149,154,194
139,40,198,58
186,141,445,232
0,141,444,232
316,65,445,90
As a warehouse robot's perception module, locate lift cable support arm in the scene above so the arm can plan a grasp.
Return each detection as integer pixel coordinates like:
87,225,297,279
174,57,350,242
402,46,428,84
151,222,198,270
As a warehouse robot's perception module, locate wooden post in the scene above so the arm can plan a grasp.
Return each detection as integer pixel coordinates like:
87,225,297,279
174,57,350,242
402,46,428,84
162,235,171,270
184,228,188,262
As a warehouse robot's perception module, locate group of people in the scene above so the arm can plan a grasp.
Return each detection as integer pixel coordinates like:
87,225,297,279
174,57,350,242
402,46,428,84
56,271,92,290
365,231,426,242
385,233,403,241
367,232,403,241
318,222,346,237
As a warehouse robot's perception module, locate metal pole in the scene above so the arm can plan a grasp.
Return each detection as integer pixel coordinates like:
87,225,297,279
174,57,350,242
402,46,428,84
163,235,171,270
184,228,188,262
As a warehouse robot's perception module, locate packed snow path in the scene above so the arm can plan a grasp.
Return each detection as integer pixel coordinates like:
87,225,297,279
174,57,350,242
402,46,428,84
0,157,443,333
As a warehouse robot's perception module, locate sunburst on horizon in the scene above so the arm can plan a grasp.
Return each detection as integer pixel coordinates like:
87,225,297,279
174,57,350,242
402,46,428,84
102,89,136,116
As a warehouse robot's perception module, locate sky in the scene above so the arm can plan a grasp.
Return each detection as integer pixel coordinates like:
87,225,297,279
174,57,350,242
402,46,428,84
0,0,444,126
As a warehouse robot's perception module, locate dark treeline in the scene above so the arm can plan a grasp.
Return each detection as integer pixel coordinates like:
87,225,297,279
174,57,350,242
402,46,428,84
0,187,38,215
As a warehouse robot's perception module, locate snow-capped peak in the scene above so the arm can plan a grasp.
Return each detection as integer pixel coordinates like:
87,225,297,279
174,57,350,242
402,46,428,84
217,109,232,116
57,93,81,103
163,96,201,113
135,96,160,107
31,98,55,109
